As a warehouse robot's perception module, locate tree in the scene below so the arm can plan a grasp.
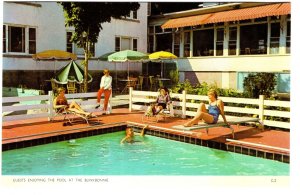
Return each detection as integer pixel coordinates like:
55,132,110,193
243,73,277,98
59,2,140,92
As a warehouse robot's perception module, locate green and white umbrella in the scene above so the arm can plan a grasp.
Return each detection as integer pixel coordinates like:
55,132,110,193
107,50,148,78
53,60,93,84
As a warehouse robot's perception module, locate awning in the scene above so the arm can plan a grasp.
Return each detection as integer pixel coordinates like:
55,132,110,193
161,14,212,29
161,3,290,29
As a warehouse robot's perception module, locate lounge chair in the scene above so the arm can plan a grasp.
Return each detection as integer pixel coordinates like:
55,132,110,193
172,116,262,139
142,103,174,123
50,105,75,125
51,104,98,125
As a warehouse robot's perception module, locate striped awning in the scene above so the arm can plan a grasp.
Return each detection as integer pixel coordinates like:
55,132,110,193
161,3,290,29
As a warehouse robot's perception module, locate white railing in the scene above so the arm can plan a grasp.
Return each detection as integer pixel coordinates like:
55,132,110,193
2,91,111,122
129,88,290,129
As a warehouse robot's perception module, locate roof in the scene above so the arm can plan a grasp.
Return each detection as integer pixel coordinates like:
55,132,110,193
161,3,290,29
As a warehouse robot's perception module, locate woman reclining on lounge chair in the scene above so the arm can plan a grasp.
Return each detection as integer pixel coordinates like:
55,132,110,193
183,89,229,127
53,87,92,117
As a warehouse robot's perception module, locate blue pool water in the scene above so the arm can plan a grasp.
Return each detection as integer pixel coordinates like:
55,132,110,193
2,131,289,175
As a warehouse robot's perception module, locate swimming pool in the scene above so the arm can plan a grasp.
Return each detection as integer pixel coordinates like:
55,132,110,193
2,131,289,175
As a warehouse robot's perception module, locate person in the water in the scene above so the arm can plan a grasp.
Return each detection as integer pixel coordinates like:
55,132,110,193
120,124,149,144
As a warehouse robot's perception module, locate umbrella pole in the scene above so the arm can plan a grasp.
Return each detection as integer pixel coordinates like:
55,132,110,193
127,61,129,78
115,62,117,91
54,60,56,76
161,62,163,78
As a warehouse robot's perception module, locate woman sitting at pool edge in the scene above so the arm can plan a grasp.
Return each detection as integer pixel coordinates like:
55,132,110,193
53,87,92,117
183,89,229,127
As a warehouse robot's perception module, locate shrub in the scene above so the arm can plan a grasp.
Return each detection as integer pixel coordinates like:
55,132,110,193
243,73,277,98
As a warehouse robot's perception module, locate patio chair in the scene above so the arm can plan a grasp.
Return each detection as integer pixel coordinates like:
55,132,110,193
149,76,156,91
67,80,77,94
142,102,174,123
142,89,174,123
50,105,75,125
121,77,138,93
136,75,144,90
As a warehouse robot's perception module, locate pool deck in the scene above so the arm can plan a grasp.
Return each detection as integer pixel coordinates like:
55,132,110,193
2,108,290,162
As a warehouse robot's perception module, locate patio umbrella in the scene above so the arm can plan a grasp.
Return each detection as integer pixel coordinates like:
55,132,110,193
149,51,177,77
32,50,77,75
107,49,148,78
98,51,115,61
54,60,92,84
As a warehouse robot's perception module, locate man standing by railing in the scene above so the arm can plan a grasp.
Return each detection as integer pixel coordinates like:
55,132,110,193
95,69,112,114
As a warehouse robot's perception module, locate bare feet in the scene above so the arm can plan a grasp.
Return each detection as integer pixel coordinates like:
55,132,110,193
183,122,194,127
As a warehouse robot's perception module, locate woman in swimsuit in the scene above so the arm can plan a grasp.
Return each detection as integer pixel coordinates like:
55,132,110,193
155,87,171,114
183,89,229,127
53,87,91,116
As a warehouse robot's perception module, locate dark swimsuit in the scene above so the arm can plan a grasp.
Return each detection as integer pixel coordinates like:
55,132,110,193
56,97,68,106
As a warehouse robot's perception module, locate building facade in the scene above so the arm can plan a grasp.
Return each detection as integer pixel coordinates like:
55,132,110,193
148,2,291,94
2,2,148,90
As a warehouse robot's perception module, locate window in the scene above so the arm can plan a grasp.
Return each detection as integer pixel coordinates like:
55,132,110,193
286,21,290,54
184,32,190,57
156,33,172,52
116,36,137,51
193,29,214,56
66,32,73,53
121,37,131,50
173,33,180,57
155,26,162,34
3,25,6,53
89,43,95,57
3,24,36,54
229,27,237,55
74,44,85,55
270,23,280,54
66,32,95,56
125,11,138,20
133,38,137,51
148,35,154,53
276,73,290,93
216,28,224,56
133,11,137,19
28,28,36,54
8,26,25,53
240,24,267,55
115,37,120,51
148,26,154,34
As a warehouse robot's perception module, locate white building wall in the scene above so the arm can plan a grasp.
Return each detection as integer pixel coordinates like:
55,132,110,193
177,55,290,72
3,2,148,72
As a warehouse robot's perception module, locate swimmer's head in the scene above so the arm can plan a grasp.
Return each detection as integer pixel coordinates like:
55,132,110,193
125,127,134,137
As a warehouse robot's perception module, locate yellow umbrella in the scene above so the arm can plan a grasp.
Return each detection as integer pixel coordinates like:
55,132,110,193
149,51,177,60
32,50,77,60
149,51,177,77
32,50,77,74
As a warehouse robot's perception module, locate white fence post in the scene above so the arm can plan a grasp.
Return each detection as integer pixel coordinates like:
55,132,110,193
182,90,186,118
48,91,54,121
129,87,133,112
259,95,265,123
